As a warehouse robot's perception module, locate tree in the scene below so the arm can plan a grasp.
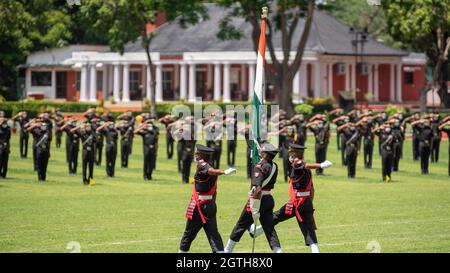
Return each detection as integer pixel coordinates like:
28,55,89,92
217,0,331,116
82,0,207,117
383,0,450,108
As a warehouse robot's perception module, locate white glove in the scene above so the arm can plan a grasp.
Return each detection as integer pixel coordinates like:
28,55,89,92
249,198,261,221
224,168,237,175
320,160,333,169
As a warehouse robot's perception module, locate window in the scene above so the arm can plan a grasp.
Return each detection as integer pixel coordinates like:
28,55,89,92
404,72,414,85
97,71,103,91
358,63,369,75
336,63,346,75
75,72,81,90
162,71,172,93
31,71,52,86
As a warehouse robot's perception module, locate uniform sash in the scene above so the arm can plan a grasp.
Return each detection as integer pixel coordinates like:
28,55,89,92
185,177,217,224
284,167,312,222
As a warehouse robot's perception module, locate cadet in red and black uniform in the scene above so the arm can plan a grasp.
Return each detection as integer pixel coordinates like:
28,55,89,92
249,144,333,253
179,144,236,253
225,142,282,253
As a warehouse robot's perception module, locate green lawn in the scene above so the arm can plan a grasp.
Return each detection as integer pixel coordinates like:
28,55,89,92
0,132,449,253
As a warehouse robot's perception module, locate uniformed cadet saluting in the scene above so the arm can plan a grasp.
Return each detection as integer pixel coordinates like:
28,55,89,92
373,125,394,182
329,108,344,151
411,119,433,175
359,117,375,168
205,120,223,169
96,121,118,177
270,125,296,182
429,114,441,163
404,113,420,161
179,118,196,184
12,111,29,158
52,108,64,148
224,111,238,167
249,144,333,253
91,118,104,166
117,120,134,168
60,118,80,174
159,114,177,159
28,121,51,181
179,144,236,253
0,118,11,178
135,119,159,180
387,118,405,172
72,124,96,185
332,115,350,166
306,117,330,175
290,114,307,146
225,142,283,253
337,122,360,178
117,111,135,155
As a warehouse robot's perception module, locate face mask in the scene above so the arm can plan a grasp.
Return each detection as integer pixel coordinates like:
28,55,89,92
349,126,355,131
289,156,295,163
23,114,27,118
43,114,49,120
41,126,47,131
108,125,114,130
385,128,391,133
2,124,7,129
318,124,324,129
344,119,349,123
86,126,92,132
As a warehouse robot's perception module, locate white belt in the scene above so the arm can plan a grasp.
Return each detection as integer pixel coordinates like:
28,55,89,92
198,195,213,200
262,190,271,196
296,191,310,197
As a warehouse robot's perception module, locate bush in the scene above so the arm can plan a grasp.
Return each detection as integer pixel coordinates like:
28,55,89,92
385,104,404,117
303,96,335,114
294,104,314,117
0,101,97,118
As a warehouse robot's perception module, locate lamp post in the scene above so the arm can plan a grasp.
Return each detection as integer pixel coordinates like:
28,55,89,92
349,26,368,105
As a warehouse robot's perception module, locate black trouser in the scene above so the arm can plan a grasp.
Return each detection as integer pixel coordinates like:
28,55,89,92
229,195,281,250
363,139,373,168
177,141,182,173
33,140,37,171
337,131,341,150
105,143,117,177
273,199,317,246
430,137,440,163
227,140,236,167
341,135,347,166
96,142,103,166
315,143,327,175
143,147,156,180
419,143,430,174
213,145,222,169
281,148,290,182
180,201,224,252
392,142,402,172
36,147,49,181
55,130,62,148
82,148,94,184
68,143,79,174
20,131,28,158
65,136,71,163
182,152,193,184
0,146,9,178
381,149,393,181
246,147,252,179
413,134,419,161
167,134,174,159
346,143,357,178
121,140,130,168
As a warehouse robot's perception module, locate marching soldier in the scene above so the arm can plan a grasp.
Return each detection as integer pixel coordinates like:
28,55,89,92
225,142,283,253
373,124,394,182
329,108,344,150
388,119,405,172
97,122,118,177
53,108,64,148
224,111,238,167
429,114,441,163
60,119,80,174
0,118,11,178
72,124,96,185
12,111,29,158
167,119,185,173
249,144,333,253
205,121,223,169
332,115,350,166
24,118,39,171
307,117,330,175
117,111,135,155
439,119,450,176
337,122,360,178
180,119,196,184
404,113,420,161
117,120,134,168
374,112,388,154
28,121,51,181
411,119,433,174
135,119,159,180
179,144,236,253
359,117,375,168
91,118,104,166
159,114,177,159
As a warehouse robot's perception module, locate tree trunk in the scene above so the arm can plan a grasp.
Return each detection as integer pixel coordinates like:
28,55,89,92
142,30,157,118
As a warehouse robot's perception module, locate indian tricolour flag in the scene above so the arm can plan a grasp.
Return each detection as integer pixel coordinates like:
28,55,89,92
251,8,267,166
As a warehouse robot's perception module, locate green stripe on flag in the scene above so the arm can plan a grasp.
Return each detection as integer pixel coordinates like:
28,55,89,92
251,94,262,165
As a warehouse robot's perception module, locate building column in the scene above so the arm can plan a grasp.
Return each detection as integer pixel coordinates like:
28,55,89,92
155,63,163,102
223,62,231,102
51,70,56,99
293,69,301,103
102,65,108,100
390,63,395,102
345,62,350,91
89,64,97,102
327,63,333,97
396,63,403,103
300,63,308,98
313,62,321,98
113,63,120,102
367,63,373,101
374,64,380,102
213,62,221,101
248,62,255,101
80,64,88,102
351,62,356,90
188,63,196,102
174,64,179,99
146,65,152,100
180,63,187,100
122,63,130,102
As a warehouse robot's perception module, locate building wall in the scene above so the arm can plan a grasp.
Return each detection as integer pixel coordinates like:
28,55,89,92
402,64,425,101
378,64,391,102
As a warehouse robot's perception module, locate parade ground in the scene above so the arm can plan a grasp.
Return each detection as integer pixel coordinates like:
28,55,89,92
0,133,449,253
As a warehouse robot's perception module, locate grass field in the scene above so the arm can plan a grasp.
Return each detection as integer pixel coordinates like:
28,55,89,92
0,131,449,253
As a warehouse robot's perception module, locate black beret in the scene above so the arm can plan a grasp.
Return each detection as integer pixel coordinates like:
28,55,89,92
196,144,214,154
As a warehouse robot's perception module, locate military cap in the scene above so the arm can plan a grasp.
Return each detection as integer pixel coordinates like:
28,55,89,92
289,144,307,152
260,142,279,156
196,144,214,154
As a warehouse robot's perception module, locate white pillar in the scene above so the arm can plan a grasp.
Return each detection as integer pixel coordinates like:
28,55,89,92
207,64,212,92
367,63,373,101
89,65,97,102
113,63,120,102
327,63,333,97
174,64,179,99
156,63,163,102
213,62,221,101
102,65,108,100
313,62,321,98
374,64,380,102
180,63,187,100
390,63,395,102
248,62,255,101
351,63,356,90
51,70,56,99
188,63,196,102
223,62,231,102
122,63,130,102
396,63,403,103
80,64,88,102
293,69,301,103
300,63,308,98
146,65,152,100
345,63,350,91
